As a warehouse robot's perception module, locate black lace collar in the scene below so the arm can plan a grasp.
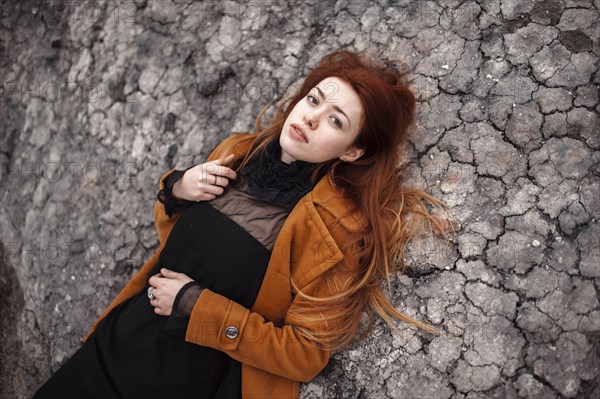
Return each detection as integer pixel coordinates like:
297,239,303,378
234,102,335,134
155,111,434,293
238,139,322,209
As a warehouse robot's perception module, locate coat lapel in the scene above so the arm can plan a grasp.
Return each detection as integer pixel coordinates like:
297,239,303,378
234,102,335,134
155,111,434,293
250,175,359,323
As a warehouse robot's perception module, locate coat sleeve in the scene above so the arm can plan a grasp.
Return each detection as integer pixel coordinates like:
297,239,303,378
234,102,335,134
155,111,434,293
185,255,357,383
82,133,251,342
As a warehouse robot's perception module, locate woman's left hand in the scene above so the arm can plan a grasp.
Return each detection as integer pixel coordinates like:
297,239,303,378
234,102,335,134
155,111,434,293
148,268,194,316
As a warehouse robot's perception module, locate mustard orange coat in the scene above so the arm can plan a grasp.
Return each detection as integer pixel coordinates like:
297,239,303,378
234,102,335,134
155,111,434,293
84,133,362,398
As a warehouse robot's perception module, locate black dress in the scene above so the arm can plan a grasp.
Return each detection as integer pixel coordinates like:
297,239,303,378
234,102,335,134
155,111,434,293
33,139,325,399
79,200,271,398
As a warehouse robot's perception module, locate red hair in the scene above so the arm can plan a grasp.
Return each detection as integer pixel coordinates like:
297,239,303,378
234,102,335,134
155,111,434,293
222,51,454,349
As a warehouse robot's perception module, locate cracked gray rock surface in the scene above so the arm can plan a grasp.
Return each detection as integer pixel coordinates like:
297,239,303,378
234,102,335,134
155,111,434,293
1,0,599,397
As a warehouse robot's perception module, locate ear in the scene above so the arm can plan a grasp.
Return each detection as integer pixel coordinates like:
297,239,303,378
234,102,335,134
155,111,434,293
338,146,365,163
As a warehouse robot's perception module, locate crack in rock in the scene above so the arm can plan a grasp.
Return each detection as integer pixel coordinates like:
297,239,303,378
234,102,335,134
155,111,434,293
1,1,599,398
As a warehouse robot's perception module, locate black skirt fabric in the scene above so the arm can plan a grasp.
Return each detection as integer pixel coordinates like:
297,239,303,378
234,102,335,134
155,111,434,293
35,201,271,399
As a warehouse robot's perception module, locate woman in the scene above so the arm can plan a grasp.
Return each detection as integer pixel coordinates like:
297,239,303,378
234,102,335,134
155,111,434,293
33,51,452,399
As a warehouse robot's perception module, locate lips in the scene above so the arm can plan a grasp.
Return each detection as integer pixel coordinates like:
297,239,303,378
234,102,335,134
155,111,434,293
290,123,308,143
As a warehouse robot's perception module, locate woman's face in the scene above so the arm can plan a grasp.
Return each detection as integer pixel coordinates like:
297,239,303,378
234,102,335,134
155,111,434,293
279,76,365,164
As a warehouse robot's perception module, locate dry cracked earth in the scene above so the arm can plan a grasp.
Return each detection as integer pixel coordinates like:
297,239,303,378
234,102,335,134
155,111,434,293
1,0,599,398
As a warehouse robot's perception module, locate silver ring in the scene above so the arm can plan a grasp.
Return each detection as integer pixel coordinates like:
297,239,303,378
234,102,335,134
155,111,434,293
147,286,155,301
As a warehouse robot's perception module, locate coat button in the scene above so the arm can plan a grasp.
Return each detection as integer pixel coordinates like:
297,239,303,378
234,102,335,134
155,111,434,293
225,326,239,339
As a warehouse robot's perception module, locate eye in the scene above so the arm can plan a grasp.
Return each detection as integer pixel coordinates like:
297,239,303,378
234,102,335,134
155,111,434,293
330,116,342,128
306,94,318,105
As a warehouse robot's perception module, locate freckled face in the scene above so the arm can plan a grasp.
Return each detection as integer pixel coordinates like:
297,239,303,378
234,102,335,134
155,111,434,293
279,76,365,164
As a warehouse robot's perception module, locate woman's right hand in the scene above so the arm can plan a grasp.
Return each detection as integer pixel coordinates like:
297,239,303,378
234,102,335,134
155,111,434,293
171,154,237,201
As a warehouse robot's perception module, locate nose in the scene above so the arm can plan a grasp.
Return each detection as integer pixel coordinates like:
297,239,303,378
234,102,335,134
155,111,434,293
303,111,318,129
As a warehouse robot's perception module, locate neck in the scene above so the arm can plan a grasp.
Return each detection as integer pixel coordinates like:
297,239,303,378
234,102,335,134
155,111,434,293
280,151,294,164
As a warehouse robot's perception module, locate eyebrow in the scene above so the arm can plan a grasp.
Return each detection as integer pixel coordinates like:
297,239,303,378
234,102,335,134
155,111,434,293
315,86,351,128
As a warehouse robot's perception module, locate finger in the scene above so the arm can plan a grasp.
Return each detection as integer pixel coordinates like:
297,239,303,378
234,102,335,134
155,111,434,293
199,193,217,201
199,183,225,196
162,269,192,282
205,174,230,187
200,173,217,185
205,162,237,180
215,164,237,180
160,268,180,278
215,154,235,166
148,276,157,286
